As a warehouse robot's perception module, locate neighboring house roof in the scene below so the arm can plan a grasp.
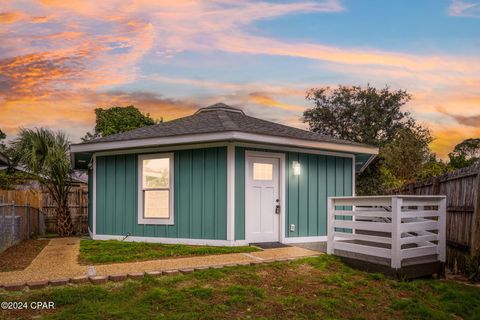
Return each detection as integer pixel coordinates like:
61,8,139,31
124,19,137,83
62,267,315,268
71,103,379,172
0,152,10,167
0,150,86,184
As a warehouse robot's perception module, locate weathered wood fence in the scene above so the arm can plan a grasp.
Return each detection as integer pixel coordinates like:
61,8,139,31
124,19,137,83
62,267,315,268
391,163,480,272
0,188,88,235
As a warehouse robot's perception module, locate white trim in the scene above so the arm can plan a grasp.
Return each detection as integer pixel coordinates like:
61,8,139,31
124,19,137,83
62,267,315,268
282,236,327,244
235,142,356,159
137,153,175,225
94,142,229,157
88,226,93,239
359,152,377,172
92,155,97,236
227,143,235,241
71,131,378,156
92,234,250,246
244,150,286,244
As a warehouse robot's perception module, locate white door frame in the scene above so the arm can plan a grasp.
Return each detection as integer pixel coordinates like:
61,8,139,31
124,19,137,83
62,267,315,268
244,150,286,243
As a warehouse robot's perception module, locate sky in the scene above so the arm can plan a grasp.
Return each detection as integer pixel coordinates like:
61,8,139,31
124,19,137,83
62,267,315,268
0,0,479,159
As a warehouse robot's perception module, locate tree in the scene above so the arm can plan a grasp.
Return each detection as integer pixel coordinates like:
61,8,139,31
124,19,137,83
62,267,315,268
0,129,6,152
82,106,157,141
448,138,480,169
304,85,411,146
418,155,450,180
10,128,75,236
381,125,432,183
304,85,432,194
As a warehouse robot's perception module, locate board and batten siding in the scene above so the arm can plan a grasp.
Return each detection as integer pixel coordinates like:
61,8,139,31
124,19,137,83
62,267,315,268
234,147,353,240
95,147,228,239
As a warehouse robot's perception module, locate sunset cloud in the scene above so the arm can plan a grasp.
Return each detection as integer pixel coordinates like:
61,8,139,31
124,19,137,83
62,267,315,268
448,0,480,17
249,92,305,112
436,106,480,127
0,0,478,161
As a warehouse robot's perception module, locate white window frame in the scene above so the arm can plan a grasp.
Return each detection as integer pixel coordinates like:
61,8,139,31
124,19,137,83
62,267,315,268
137,153,174,225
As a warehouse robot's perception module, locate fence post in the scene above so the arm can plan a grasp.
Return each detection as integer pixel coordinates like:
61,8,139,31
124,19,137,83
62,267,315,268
1,203,5,251
437,197,447,262
11,201,15,247
391,197,402,269
327,198,335,255
471,168,480,258
432,177,440,195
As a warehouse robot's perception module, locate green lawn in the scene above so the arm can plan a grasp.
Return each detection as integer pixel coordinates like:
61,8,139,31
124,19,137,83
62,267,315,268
2,255,480,320
78,239,260,264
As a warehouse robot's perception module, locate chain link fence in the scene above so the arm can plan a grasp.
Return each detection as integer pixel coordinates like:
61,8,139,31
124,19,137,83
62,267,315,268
0,202,45,253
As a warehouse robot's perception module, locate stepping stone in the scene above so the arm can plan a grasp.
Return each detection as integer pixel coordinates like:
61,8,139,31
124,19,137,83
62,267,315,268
71,276,89,284
163,270,179,276
109,274,127,282
4,283,25,291
224,263,238,267
89,276,108,284
237,262,251,266
179,268,194,274
87,266,96,277
210,265,224,269
146,271,163,277
194,266,209,271
127,272,144,279
49,279,69,286
250,261,264,266
27,280,48,290
275,258,289,262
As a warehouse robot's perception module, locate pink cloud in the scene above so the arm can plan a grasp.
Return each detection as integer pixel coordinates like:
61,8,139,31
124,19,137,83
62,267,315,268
448,0,480,17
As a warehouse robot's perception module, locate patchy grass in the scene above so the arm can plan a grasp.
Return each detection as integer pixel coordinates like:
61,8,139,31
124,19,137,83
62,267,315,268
2,255,480,319
78,239,260,264
0,239,49,272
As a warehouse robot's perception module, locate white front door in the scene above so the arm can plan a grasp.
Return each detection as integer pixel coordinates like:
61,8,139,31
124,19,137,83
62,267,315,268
245,154,280,243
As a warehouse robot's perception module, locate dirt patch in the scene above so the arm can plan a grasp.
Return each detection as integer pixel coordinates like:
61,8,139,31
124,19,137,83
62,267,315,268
0,239,49,272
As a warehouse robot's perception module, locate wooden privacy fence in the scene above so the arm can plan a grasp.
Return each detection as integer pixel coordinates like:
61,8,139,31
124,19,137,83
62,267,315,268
391,163,480,272
0,188,88,235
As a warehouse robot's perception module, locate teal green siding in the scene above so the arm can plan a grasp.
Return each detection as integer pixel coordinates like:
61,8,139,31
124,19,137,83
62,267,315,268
235,147,353,240
287,153,352,237
95,147,228,239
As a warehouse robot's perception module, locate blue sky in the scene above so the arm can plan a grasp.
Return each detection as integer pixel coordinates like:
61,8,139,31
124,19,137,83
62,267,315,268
0,0,479,157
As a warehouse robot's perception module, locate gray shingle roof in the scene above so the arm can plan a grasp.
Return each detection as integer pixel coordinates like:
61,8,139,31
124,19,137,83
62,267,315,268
80,103,371,148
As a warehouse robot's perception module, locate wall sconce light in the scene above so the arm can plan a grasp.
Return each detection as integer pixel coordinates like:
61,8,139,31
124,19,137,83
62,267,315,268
292,161,301,176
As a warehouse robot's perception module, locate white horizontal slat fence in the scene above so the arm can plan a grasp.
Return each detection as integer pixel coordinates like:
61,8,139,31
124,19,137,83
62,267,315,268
327,195,446,269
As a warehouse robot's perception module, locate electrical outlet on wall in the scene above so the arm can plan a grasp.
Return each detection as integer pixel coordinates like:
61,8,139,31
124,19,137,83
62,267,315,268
290,224,295,232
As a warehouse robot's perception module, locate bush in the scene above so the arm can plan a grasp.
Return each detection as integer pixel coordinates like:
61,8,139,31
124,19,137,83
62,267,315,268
465,256,480,282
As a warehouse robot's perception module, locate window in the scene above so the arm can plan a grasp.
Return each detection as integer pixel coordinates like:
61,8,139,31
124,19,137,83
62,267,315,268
253,163,273,181
138,153,174,224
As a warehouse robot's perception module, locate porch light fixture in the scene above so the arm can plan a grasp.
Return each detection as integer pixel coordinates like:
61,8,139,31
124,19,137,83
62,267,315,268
292,161,301,176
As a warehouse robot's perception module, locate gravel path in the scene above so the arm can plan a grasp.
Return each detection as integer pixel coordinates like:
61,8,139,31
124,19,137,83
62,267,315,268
0,238,320,286
0,238,86,285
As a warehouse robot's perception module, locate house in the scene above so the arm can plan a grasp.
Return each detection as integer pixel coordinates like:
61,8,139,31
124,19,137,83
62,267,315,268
70,103,378,246
0,152,10,170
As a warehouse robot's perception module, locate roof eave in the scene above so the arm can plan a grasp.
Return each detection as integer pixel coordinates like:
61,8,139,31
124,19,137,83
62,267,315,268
70,131,379,156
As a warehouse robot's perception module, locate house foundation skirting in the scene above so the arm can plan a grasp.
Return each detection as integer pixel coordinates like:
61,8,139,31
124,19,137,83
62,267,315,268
91,233,328,246
91,234,250,247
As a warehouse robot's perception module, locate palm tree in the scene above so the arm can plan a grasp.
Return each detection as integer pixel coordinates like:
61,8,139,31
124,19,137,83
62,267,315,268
10,128,74,236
